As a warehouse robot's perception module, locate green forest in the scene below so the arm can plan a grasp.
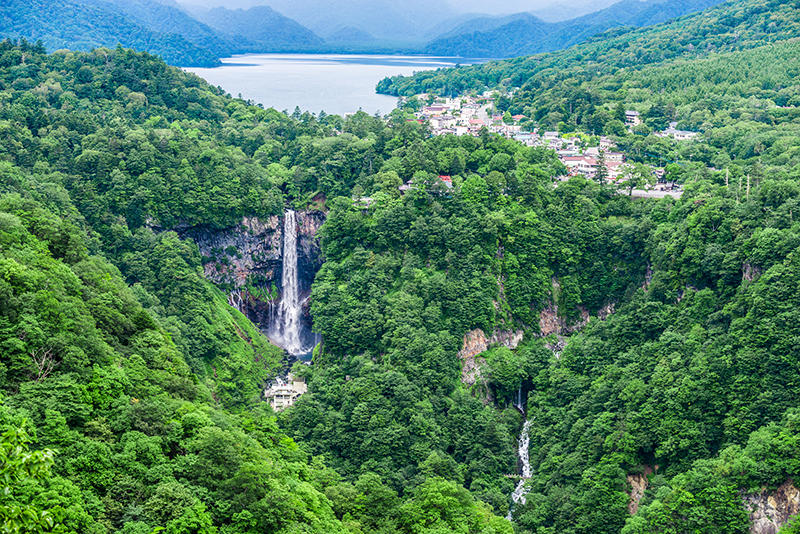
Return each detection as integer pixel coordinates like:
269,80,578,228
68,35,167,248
3,0,800,532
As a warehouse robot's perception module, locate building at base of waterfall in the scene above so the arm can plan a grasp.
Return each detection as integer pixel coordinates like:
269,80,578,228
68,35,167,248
264,374,308,411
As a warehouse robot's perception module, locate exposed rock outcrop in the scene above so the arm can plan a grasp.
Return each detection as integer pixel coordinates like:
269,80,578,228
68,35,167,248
185,211,325,291
536,277,619,337
457,328,524,394
194,215,283,288
745,480,800,534
538,303,590,337
743,261,763,282
627,466,653,515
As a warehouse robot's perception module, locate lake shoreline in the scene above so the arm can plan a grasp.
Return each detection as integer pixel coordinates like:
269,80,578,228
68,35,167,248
185,53,481,116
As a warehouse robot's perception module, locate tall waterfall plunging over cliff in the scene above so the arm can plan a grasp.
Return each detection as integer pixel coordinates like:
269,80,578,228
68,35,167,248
268,210,317,357
507,420,532,520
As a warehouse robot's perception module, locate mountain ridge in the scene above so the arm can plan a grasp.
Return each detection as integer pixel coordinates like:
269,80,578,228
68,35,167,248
425,0,728,57
193,6,324,49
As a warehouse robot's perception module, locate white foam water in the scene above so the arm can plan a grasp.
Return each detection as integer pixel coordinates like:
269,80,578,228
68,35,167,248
507,419,532,520
270,210,309,356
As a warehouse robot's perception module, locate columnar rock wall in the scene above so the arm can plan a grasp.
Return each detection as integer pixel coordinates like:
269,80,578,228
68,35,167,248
745,481,800,534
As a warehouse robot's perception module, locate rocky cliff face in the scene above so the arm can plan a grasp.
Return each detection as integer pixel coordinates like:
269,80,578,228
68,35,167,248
626,466,653,515
182,211,325,342
537,278,616,337
185,212,325,291
192,215,283,289
458,328,524,400
745,480,800,534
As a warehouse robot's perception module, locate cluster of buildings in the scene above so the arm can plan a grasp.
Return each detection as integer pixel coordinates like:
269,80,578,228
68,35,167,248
404,95,693,189
410,92,526,138
512,131,630,181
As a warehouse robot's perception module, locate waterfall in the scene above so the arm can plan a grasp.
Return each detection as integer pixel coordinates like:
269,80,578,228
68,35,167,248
270,210,309,356
512,385,525,414
228,290,244,313
506,420,532,521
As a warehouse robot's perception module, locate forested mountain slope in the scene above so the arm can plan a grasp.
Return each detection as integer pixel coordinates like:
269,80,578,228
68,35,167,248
0,0,328,66
381,0,800,97
0,40,524,533
102,0,237,58
423,0,726,57
0,0,227,67
193,6,324,49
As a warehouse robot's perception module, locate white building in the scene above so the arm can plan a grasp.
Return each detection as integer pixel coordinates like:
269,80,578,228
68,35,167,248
656,122,699,140
264,374,308,411
625,111,642,127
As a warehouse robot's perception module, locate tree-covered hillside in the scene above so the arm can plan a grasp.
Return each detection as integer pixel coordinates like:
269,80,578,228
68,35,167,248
0,39,525,533
193,6,324,50
0,0,332,67
0,0,227,67
423,0,725,58
380,0,800,97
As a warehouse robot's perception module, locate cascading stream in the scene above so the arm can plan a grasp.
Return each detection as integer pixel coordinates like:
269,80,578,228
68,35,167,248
271,210,307,356
506,419,532,520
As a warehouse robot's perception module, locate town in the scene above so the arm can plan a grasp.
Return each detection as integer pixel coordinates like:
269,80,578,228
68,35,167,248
404,91,699,197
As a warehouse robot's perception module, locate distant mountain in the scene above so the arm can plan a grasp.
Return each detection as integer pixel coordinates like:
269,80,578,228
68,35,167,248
103,0,236,57
262,0,457,43
425,0,728,57
529,0,620,22
324,27,377,44
433,13,546,42
193,6,324,49
423,13,490,40
0,0,222,66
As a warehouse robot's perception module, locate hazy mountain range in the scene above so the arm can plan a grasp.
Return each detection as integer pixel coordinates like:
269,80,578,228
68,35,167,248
191,6,324,49
0,0,732,65
425,0,729,57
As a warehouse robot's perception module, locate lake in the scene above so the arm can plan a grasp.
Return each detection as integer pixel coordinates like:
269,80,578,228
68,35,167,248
185,54,476,116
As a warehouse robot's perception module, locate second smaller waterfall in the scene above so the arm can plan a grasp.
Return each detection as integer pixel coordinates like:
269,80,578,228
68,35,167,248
512,385,525,413
507,420,532,520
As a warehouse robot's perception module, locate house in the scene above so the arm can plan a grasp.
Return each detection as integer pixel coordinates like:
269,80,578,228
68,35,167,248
606,161,625,180
439,175,453,189
423,105,447,115
264,374,307,411
656,122,699,141
557,148,580,157
599,136,616,150
562,156,598,177
625,110,641,127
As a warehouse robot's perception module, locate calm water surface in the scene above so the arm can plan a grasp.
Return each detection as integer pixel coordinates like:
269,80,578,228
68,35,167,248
186,54,476,116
